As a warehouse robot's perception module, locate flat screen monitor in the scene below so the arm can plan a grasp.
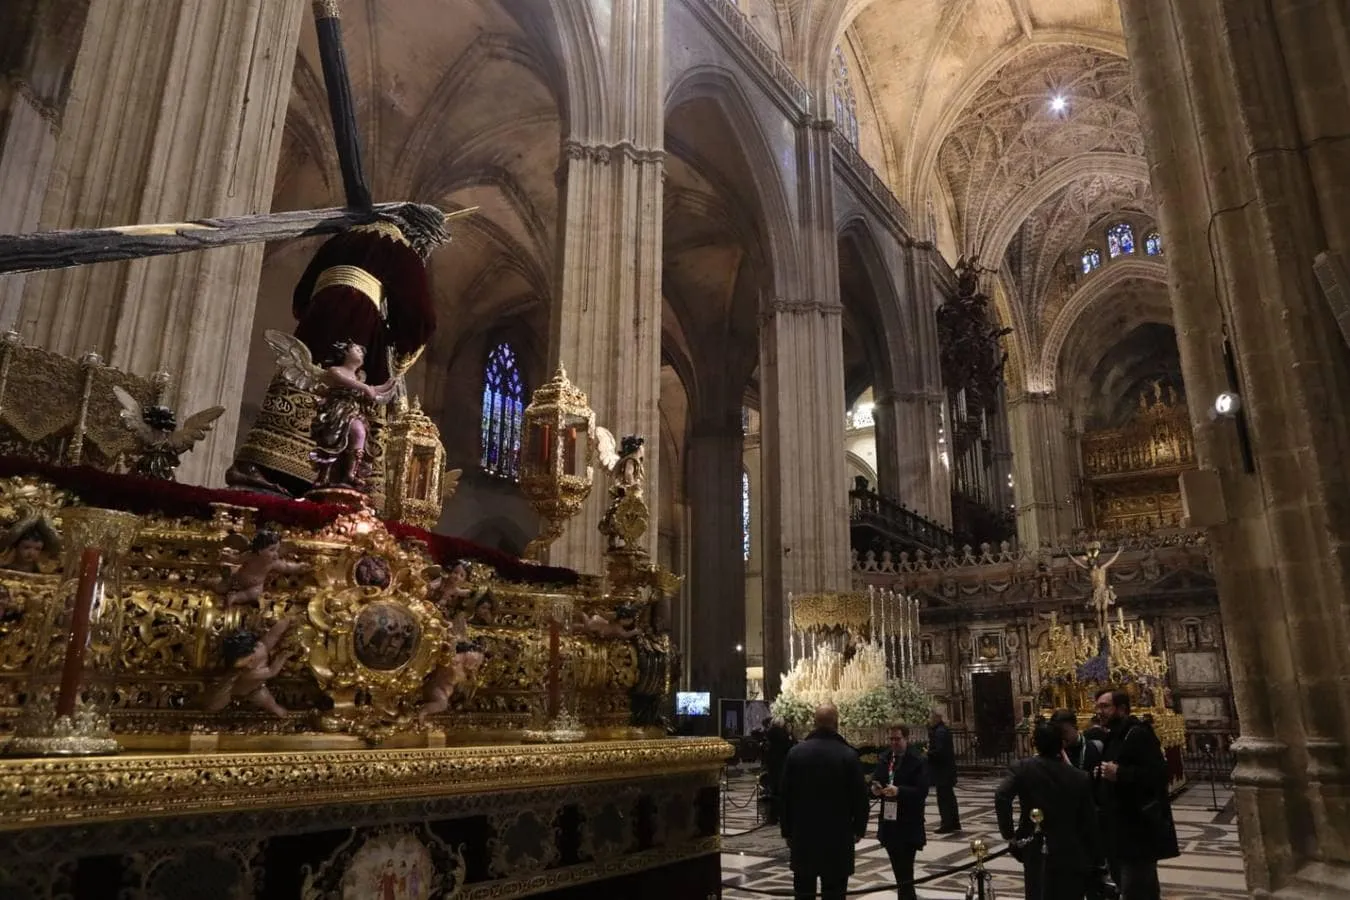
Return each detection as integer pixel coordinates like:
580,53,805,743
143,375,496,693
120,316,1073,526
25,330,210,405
676,691,711,716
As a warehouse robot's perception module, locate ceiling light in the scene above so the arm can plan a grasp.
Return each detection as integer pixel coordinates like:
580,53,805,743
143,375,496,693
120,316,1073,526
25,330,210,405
1050,95,1068,113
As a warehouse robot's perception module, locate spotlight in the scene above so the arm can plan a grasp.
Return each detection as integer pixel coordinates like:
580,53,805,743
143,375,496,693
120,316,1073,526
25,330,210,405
1213,391,1242,418
1050,95,1068,113
735,644,744,652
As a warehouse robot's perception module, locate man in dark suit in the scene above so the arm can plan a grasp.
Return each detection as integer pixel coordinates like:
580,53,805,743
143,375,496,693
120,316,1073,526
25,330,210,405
871,724,929,900
995,721,1104,900
927,710,961,832
1094,689,1179,900
780,703,869,900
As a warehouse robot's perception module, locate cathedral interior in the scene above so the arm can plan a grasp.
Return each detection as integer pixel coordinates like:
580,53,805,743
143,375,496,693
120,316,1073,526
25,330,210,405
0,0,1348,898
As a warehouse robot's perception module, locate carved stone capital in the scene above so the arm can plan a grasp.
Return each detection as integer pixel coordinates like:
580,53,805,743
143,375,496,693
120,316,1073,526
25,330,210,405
759,298,844,325
561,139,664,167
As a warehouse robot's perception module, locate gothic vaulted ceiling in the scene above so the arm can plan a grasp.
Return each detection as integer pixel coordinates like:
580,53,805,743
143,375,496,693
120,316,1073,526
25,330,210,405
786,0,1162,389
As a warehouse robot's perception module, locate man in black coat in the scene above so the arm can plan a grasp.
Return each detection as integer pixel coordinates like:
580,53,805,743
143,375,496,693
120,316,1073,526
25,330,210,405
1094,689,1180,900
871,724,929,900
1051,709,1104,793
995,721,1104,900
762,716,795,825
780,703,869,900
927,710,961,832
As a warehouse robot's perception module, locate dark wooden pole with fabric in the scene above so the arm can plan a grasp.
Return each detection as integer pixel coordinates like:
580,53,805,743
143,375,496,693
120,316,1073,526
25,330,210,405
310,0,372,210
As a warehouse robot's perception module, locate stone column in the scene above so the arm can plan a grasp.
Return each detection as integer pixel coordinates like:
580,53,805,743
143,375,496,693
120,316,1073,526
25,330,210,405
2,0,306,486
870,391,900,495
758,122,851,697
546,0,664,575
1006,391,1075,547
1120,1,1350,892
686,414,747,710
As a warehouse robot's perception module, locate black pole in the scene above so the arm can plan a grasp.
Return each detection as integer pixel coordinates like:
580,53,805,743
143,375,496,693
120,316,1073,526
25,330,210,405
311,0,372,210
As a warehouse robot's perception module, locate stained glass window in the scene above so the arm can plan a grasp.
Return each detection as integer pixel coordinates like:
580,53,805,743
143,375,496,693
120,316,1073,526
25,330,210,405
1145,231,1163,256
742,470,751,561
1107,223,1135,258
480,342,524,480
1081,248,1102,274
831,47,859,148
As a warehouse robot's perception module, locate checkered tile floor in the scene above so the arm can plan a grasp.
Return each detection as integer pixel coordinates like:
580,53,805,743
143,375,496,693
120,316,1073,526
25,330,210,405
720,769,1246,898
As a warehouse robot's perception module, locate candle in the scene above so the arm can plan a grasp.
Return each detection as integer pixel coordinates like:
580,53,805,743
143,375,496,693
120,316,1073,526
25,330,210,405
1118,607,1125,627
56,548,104,718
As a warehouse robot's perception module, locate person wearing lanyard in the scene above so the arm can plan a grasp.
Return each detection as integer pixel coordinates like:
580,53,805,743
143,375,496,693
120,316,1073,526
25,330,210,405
871,725,929,900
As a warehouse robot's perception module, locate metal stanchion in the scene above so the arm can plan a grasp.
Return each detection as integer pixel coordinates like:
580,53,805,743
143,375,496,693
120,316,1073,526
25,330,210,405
966,837,996,900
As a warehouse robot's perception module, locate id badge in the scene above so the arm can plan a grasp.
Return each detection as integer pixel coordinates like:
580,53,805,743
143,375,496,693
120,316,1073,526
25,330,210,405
882,800,898,821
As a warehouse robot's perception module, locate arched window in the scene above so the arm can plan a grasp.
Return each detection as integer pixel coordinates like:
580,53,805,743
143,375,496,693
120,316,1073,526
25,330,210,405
1145,231,1163,256
480,342,525,480
1081,248,1102,274
742,470,752,561
831,46,859,148
1107,223,1135,258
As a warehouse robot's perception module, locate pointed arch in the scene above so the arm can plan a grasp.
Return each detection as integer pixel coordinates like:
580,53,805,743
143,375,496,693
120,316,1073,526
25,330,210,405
665,66,802,297
836,215,915,389
1036,258,1169,392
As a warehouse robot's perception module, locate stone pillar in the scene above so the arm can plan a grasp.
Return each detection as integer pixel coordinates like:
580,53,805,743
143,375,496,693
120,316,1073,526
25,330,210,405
1006,391,1075,547
870,391,900,496
546,1,664,575
686,415,747,710
1,0,306,486
875,389,947,525
759,122,851,697
1120,1,1350,892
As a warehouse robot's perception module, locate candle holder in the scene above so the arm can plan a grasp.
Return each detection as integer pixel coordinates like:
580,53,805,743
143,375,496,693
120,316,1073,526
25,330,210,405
383,396,450,530
522,594,586,743
518,366,596,562
5,506,140,756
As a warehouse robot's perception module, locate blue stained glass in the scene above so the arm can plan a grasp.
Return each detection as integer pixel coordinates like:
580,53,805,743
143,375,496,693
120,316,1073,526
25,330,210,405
1145,232,1163,256
481,343,525,480
1107,223,1135,258
1081,248,1102,274
742,471,751,561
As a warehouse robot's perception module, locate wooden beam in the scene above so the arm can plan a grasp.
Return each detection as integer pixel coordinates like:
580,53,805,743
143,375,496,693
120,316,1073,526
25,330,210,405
0,203,477,276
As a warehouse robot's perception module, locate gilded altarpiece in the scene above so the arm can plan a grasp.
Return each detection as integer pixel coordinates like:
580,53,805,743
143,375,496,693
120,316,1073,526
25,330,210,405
1080,387,1196,532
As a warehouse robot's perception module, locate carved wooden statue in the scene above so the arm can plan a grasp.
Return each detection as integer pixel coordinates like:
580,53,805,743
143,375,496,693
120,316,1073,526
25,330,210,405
212,529,309,608
264,331,398,495
203,617,296,717
112,386,224,481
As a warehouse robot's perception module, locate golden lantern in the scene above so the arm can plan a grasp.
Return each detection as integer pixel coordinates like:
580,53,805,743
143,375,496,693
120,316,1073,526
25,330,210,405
384,397,451,530
519,365,595,561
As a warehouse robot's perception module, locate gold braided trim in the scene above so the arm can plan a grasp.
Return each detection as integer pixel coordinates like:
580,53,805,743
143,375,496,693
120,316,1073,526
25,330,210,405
352,221,411,247
312,0,341,18
312,265,382,309
393,347,425,375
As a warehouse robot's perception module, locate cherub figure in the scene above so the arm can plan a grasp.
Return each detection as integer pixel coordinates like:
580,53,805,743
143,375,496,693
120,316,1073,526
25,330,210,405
417,614,487,724
426,559,473,616
0,519,60,574
112,386,224,482
203,617,295,717
211,529,309,608
578,603,642,640
594,429,646,500
264,330,398,493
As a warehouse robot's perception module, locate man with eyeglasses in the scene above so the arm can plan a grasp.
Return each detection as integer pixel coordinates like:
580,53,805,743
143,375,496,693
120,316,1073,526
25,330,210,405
1093,689,1179,899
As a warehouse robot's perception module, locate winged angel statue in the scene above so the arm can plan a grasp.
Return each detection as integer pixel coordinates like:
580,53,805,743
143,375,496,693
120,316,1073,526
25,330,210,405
594,428,645,499
263,330,398,493
594,428,647,550
113,387,224,482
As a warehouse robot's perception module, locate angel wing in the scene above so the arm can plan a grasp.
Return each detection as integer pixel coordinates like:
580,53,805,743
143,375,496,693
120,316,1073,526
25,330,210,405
594,426,619,473
111,386,158,444
442,468,463,503
263,329,324,393
166,405,226,452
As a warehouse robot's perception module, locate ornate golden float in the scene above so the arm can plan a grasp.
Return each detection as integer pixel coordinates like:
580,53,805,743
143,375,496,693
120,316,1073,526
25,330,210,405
0,335,719,899
1037,609,1186,790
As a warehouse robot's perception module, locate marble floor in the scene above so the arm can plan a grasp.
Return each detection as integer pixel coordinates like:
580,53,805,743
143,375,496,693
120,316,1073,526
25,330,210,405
720,770,1245,899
